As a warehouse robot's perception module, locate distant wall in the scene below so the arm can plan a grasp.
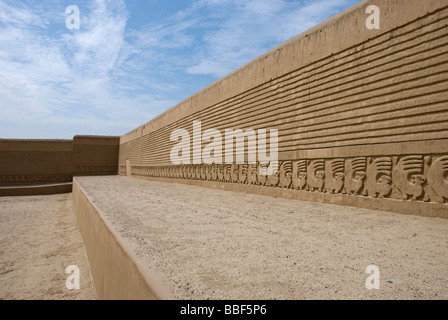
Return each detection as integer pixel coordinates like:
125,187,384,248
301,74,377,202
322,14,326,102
73,136,120,177
0,136,119,187
117,0,448,218
0,140,74,186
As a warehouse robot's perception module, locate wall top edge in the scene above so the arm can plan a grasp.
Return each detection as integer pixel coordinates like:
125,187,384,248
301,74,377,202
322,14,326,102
0,139,73,143
73,136,121,145
0,136,120,143
73,135,120,139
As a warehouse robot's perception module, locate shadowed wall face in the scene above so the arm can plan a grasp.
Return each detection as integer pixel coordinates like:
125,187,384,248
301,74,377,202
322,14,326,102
73,136,120,177
118,0,448,218
0,136,119,186
0,140,74,186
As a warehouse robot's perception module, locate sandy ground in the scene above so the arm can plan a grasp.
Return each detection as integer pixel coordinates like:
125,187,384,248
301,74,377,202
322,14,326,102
75,176,448,300
0,193,96,300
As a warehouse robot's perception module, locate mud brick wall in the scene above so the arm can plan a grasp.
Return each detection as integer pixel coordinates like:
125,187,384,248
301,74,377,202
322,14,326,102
73,136,120,177
0,139,74,186
118,0,448,218
0,136,119,186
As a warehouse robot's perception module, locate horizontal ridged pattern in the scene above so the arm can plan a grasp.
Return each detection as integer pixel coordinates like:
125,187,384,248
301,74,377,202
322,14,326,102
119,5,448,167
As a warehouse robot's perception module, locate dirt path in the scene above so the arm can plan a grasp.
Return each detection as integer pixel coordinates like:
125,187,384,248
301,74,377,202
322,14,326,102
0,193,96,300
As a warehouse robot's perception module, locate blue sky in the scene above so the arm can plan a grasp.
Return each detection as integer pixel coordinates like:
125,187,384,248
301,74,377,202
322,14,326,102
0,0,361,139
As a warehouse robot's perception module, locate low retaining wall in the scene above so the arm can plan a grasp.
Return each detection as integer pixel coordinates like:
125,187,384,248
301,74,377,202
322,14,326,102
0,183,72,197
72,178,172,300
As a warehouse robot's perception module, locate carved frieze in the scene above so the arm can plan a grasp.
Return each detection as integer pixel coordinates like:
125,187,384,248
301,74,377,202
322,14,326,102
129,154,448,205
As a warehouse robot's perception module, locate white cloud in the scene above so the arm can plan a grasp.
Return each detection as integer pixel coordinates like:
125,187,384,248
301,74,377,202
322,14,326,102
0,1,49,27
185,59,231,77
65,0,128,75
0,0,177,138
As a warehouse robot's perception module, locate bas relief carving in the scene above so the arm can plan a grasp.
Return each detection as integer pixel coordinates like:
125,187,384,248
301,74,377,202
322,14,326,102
129,155,448,205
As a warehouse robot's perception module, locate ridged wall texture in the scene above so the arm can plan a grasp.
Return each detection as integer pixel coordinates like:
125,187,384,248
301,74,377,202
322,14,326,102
118,0,448,218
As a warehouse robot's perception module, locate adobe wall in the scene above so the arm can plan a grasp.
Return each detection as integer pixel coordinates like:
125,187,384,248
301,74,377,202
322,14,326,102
73,136,120,177
72,179,172,300
118,0,448,218
0,139,74,186
0,136,120,187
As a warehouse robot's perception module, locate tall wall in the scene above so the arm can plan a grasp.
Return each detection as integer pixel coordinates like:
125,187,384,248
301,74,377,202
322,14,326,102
0,136,119,187
118,0,448,218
